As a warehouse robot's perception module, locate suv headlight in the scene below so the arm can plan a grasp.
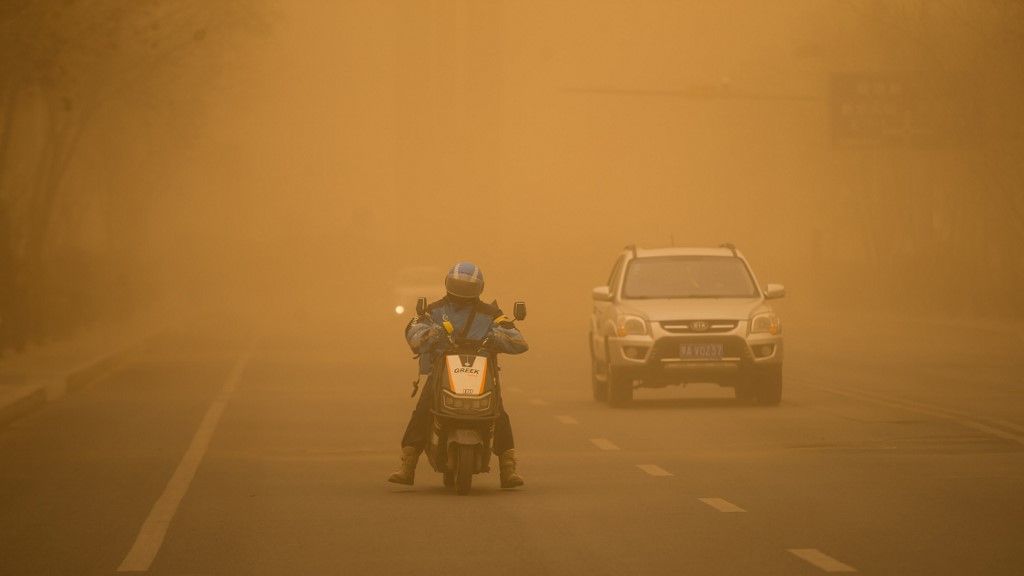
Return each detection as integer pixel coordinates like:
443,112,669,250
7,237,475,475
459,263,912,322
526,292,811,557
616,314,649,337
750,312,780,335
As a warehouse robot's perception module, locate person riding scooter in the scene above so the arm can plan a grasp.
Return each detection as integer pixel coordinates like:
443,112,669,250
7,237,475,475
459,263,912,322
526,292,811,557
388,262,528,488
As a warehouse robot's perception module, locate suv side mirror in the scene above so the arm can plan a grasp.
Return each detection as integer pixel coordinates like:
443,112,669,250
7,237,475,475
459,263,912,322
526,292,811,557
513,301,527,321
415,297,427,315
592,286,613,302
764,284,786,300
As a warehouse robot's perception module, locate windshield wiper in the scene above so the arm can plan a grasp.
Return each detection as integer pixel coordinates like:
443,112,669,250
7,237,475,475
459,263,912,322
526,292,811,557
627,295,751,299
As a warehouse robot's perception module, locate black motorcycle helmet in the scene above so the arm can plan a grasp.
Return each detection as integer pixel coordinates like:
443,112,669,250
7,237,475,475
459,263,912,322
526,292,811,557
445,262,484,299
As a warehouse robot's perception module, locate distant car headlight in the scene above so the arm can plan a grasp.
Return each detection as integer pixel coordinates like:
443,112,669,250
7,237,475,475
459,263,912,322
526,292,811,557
750,312,780,335
395,305,405,315
616,314,649,337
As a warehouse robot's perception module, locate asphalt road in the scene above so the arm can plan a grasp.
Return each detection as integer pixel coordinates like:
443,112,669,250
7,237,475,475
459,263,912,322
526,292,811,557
1,317,1022,575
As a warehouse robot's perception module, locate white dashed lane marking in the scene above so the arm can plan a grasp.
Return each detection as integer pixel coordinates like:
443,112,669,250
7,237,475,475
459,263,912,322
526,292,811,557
788,549,857,573
636,464,673,477
589,438,621,451
556,415,579,424
529,398,549,406
698,497,746,513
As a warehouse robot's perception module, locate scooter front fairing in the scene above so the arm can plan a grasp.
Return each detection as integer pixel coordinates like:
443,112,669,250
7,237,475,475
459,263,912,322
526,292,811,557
424,351,499,482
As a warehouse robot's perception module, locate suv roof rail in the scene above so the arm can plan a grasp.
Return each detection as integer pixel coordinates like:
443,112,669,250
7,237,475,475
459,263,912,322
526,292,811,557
719,242,738,256
624,244,638,257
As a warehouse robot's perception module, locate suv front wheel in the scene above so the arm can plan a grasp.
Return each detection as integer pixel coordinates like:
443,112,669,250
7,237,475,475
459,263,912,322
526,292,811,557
752,365,782,406
591,356,608,401
607,365,634,407
734,380,756,404
590,335,609,402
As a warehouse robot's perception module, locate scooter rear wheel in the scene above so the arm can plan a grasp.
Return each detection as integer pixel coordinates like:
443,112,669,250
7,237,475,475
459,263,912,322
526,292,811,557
456,445,474,495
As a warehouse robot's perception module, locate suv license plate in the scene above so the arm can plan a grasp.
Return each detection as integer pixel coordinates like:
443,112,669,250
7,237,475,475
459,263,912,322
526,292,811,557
679,343,724,359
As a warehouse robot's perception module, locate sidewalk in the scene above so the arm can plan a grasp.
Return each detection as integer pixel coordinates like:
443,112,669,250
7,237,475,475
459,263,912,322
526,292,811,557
0,317,163,427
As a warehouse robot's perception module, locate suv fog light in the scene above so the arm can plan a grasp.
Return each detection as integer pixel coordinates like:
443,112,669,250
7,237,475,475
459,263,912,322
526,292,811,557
755,344,775,358
623,346,647,360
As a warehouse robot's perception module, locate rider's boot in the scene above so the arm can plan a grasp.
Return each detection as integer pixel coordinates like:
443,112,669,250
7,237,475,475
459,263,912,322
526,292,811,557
387,446,422,485
498,448,525,489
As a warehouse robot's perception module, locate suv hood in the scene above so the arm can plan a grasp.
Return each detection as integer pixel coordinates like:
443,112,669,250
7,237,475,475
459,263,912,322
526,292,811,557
619,298,765,321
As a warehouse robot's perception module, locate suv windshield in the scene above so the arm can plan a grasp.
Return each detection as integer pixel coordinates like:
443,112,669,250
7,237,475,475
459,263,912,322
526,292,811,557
622,256,759,299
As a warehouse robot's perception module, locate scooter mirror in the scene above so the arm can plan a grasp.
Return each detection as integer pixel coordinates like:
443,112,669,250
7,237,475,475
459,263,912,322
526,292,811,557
513,301,527,321
416,297,427,316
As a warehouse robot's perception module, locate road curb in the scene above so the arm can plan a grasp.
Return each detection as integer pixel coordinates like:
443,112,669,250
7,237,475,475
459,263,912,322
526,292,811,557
65,350,130,395
0,341,141,429
0,385,47,428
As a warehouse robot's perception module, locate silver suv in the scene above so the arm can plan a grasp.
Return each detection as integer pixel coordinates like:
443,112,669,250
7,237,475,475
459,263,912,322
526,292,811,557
589,244,785,406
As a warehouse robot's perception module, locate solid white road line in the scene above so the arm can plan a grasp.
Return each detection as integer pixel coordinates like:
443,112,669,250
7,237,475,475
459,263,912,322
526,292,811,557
589,438,621,451
788,549,857,573
556,415,579,425
636,464,673,477
529,398,549,406
118,349,254,572
698,497,746,512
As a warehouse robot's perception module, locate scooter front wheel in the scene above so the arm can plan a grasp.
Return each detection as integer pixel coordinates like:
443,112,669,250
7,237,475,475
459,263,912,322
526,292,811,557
456,445,474,495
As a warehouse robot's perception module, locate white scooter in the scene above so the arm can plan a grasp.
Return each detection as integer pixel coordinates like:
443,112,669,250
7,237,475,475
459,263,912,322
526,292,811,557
415,297,526,494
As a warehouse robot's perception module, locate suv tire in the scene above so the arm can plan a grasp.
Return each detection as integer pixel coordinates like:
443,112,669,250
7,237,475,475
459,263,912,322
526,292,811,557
590,336,608,402
734,380,756,404
607,366,634,407
754,366,782,406
591,356,608,402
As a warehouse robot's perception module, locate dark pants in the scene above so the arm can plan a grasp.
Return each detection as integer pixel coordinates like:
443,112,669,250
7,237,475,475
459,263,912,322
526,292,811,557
401,377,515,455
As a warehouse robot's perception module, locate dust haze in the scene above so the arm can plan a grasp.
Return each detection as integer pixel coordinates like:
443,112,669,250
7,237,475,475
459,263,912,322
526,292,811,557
4,3,1024,574
2,1,1022,353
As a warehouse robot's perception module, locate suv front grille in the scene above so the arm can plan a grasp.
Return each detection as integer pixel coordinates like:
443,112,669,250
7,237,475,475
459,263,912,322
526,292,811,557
660,320,738,334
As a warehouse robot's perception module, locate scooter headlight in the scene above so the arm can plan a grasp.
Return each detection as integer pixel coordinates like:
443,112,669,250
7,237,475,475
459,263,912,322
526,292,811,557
442,391,492,412
442,393,458,409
